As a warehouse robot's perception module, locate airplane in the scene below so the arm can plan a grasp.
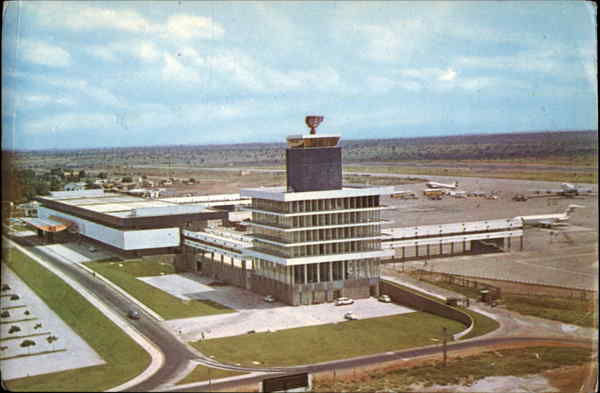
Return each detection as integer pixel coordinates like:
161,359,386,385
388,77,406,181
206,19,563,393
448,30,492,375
530,183,594,197
515,204,585,227
426,181,458,189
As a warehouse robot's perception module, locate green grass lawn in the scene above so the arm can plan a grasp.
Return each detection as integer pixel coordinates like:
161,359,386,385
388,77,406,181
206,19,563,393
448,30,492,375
84,260,234,320
99,258,175,277
418,278,595,328
3,248,150,392
503,295,596,328
380,280,499,340
313,346,593,392
192,313,465,367
176,365,247,385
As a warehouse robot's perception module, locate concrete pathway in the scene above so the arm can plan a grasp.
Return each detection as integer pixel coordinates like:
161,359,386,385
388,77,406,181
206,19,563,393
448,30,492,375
140,273,415,341
1,266,104,379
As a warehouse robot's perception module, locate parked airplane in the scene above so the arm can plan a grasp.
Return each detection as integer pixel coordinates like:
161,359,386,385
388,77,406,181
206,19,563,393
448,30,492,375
426,181,458,189
531,183,594,197
515,204,585,227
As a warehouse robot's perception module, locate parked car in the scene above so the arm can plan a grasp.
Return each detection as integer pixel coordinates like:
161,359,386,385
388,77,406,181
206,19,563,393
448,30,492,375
378,294,391,303
264,295,274,303
127,310,140,320
344,312,358,320
335,297,354,306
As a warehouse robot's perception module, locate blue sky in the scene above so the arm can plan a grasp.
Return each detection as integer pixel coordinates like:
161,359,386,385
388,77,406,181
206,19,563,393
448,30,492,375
2,1,597,151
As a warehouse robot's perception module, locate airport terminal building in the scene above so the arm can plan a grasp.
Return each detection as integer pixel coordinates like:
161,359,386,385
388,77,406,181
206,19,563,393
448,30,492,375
31,190,233,256
181,117,395,305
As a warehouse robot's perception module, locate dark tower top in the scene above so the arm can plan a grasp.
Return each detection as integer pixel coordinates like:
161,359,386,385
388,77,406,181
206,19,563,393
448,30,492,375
286,116,343,192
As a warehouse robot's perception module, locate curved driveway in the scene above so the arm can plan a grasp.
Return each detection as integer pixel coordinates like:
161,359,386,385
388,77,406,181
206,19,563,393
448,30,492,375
6,234,596,392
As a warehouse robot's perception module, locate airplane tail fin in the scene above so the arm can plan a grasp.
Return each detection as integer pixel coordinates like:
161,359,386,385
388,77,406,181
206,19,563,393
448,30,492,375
564,204,585,217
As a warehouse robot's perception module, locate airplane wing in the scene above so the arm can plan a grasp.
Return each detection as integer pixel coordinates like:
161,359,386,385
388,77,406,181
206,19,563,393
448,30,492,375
537,219,557,227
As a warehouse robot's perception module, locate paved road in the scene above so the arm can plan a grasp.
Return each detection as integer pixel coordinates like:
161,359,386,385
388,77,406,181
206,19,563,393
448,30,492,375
6,235,596,392
170,336,593,392
7,235,198,392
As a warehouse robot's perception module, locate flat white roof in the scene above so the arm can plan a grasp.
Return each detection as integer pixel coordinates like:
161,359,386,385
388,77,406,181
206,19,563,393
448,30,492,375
240,186,395,201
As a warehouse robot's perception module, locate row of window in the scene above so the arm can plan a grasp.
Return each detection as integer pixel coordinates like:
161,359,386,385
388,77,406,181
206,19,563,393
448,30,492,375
254,239,382,258
253,225,382,244
253,258,380,284
252,210,382,229
252,196,381,214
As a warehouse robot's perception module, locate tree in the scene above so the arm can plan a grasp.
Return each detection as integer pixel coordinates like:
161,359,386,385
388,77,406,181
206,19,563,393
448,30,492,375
98,172,108,179
78,170,86,179
122,176,133,183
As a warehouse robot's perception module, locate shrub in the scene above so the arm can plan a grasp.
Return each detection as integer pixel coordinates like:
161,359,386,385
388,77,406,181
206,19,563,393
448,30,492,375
0,311,9,318
10,294,19,301
34,323,42,330
47,336,58,344
1,284,10,291
20,339,36,348
24,310,30,315
8,325,21,334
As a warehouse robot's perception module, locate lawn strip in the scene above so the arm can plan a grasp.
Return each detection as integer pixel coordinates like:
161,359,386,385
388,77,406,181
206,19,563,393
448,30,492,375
0,349,67,361
0,332,50,341
176,365,247,385
312,346,593,392
3,248,150,392
192,313,465,367
418,277,595,328
381,280,499,339
84,260,233,320
0,318,38,325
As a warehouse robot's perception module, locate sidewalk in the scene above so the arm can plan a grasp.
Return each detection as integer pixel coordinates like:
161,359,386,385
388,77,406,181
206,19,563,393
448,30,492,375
4,238,165,392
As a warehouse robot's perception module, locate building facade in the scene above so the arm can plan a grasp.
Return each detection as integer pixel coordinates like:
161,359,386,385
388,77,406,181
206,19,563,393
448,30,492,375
240,116,395,305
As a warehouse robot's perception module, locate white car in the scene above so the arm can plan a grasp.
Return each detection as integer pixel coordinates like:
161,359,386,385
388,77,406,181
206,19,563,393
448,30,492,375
344,312,358,320
264,295,274,303
88,246,97,252
378,294,391,303
335,297,354,306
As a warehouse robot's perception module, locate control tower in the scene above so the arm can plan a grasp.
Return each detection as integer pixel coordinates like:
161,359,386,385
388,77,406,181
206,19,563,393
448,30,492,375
286,116,342,192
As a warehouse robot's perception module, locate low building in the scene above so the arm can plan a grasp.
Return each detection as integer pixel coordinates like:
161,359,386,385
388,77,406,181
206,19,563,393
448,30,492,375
64,182,86,191
33,189,227,256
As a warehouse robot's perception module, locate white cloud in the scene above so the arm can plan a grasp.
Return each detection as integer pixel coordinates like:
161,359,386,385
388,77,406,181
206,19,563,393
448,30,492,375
60,6,151,33
25,113,115,134
439,68,457,81
15,93,76,109
85,45,118,62
164,14,224,40
135,42,161,62
20,40,71,67
161,53,202,83
30,4,224,41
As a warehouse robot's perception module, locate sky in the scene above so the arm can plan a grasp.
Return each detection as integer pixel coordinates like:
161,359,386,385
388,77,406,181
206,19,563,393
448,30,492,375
2,1,597,151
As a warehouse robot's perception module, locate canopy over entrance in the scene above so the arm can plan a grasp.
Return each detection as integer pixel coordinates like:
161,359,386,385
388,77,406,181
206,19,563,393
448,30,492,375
21,217,71,233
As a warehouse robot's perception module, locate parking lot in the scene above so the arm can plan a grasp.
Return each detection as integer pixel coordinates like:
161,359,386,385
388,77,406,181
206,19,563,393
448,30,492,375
139,273,414,341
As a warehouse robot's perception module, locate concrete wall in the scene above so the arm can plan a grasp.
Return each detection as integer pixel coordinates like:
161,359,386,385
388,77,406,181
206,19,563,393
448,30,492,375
38,206,180,250
380,281,472,329
197,255,249,289
249,276,377,306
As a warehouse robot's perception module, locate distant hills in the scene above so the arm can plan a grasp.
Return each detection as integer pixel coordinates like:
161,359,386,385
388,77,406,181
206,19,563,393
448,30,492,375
9,130,598,169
